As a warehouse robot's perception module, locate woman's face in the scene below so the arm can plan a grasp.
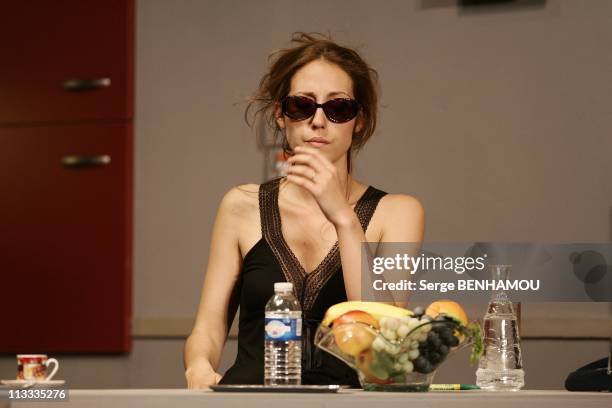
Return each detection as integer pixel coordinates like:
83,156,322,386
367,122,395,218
276,59,363,166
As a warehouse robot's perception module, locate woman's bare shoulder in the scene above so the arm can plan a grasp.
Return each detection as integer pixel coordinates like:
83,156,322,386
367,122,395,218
219,183,260,216
374,192,425,241
218,184,262,255
378,193,424,217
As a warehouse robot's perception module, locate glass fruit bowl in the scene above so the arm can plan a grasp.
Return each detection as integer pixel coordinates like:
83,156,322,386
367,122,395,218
314,313,482,391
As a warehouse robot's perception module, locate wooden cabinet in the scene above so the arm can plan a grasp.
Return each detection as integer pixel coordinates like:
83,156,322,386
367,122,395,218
0,0,134,124
0,124,132,351
0,1,133,352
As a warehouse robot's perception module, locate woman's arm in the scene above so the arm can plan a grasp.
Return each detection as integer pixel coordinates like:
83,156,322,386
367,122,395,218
334,194,425,303
333,211,369,300
377,194,425,307
184,187,248,389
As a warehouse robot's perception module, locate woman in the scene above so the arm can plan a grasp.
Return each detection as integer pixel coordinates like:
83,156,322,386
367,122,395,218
184,33,424,388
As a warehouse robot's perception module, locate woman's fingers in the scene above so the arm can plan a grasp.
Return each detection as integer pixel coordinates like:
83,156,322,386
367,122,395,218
286,164,316,180
286,145,343,198
287,153,334,183
287,146,334,175
287,153,321,174
286,162,319,194
286,173,317,192
185,364,223,389
295,145,336,173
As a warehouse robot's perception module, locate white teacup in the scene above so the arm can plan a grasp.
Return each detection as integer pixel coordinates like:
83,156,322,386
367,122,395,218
16,354,59,381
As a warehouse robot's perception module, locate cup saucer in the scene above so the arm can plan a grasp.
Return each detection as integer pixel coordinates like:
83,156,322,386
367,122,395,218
1,379,65,388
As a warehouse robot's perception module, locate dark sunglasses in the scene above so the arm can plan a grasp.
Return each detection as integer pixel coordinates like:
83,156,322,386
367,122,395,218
281,95,361,124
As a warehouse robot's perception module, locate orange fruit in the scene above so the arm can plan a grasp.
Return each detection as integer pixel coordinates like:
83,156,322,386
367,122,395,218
425,300,468,326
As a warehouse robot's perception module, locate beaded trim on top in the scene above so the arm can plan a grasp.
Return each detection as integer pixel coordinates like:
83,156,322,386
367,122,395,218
259,177,387,311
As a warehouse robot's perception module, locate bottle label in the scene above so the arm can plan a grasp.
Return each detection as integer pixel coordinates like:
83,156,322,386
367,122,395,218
264,317,302,341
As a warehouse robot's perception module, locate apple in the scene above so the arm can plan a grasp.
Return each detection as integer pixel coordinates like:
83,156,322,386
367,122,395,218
425,300,468,326
333,323,376,357
332,310,380,329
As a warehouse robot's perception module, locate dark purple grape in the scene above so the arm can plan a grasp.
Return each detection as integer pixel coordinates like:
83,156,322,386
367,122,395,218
446,335,459,347
429,352,442,364
414,356,428,372
439,345,449,356
439,332,455,345
427,332,442,348
420,361,434,374
435,326,453,337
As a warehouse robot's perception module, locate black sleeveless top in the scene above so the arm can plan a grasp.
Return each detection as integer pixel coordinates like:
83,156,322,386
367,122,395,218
219,177,387,386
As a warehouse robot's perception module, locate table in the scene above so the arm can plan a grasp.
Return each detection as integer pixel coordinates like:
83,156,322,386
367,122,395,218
3,389,610,408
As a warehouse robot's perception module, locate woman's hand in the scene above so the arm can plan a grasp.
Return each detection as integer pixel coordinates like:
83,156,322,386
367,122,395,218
185,359,222,389
286,145,355,227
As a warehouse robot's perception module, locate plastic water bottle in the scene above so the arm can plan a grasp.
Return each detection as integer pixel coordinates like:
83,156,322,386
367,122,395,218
264,282,302,385
476,265,525,391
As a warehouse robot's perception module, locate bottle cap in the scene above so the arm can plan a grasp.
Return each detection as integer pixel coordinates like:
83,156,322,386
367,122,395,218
274,282,293,292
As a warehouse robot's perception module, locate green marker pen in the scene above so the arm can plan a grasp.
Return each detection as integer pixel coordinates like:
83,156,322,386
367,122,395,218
430,384,480,391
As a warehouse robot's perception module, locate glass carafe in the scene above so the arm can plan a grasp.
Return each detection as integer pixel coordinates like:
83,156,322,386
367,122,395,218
476,265,525,391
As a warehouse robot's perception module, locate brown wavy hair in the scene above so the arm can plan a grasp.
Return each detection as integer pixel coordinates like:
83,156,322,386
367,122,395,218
245,32,380,173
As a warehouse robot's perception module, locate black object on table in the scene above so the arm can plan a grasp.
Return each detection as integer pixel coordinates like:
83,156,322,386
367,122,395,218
565,357,612,392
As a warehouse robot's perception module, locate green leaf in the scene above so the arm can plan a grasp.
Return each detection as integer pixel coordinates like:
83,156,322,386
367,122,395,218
465,322,483,365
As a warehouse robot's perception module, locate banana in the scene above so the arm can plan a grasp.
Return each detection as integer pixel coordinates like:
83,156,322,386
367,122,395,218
322,301,413,327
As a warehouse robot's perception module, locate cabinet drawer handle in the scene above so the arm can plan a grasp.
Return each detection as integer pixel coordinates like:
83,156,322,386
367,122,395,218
62,78,111,91
61,155,111,168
